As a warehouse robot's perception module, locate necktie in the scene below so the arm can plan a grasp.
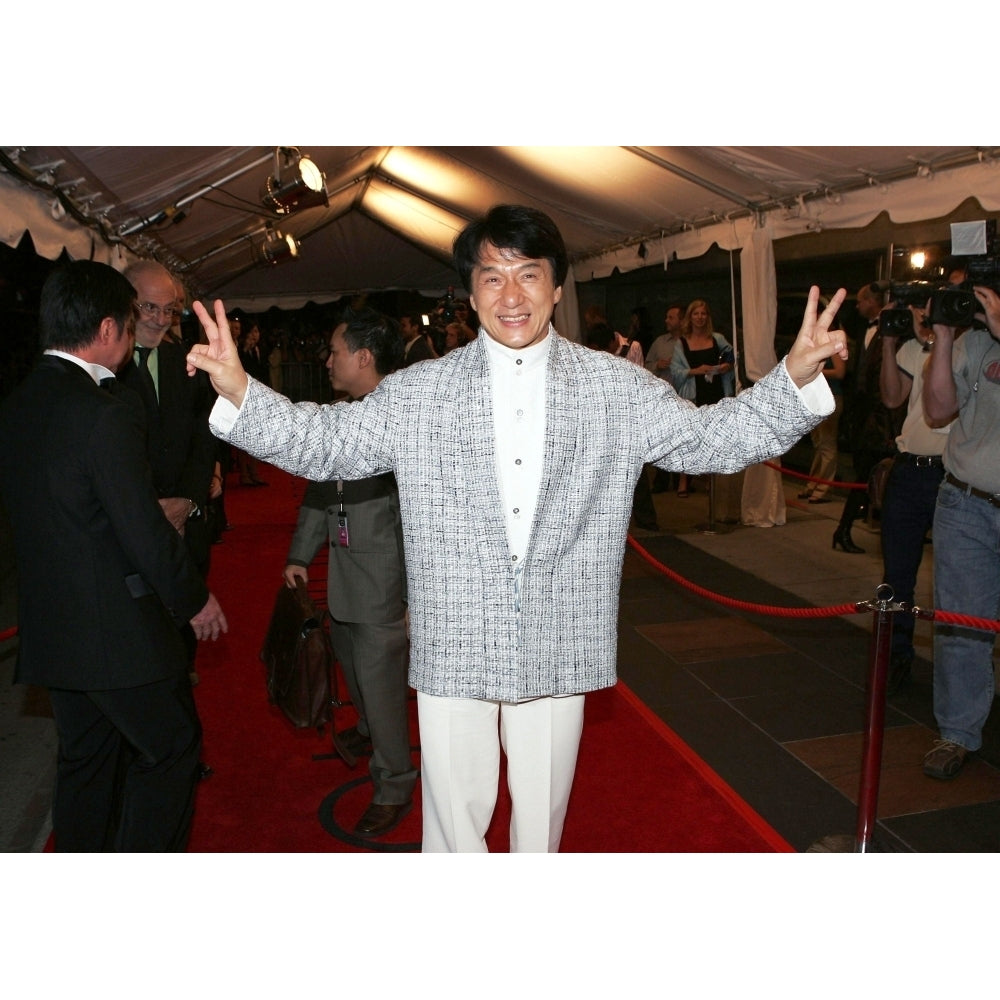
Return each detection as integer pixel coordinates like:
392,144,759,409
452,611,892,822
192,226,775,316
134,345,158,405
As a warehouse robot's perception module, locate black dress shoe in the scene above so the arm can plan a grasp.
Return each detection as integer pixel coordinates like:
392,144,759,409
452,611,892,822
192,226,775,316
354,801,413,838
337,726,373,756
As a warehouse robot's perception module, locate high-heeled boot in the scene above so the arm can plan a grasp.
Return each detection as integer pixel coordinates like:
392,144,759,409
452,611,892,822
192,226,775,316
832,525,865,554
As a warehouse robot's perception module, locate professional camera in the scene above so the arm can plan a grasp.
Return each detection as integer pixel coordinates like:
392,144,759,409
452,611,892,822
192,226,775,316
927,220,1000,327
878,281,934,339
927,284,978,327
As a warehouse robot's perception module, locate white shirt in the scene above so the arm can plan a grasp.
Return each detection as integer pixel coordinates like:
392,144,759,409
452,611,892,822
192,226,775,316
44,349,114,386
482,329,551,567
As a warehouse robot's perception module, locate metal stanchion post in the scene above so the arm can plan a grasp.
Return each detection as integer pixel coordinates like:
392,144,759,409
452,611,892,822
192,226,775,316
695,474,733,535
854,584,897,852
808,584,908,853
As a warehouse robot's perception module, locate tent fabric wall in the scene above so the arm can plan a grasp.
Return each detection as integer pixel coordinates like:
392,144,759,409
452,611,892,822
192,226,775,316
573,158,1000,282
736,224,785,528
0,174,125,269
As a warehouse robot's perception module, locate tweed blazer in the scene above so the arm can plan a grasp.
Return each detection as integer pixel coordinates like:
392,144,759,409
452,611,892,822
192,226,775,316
216,331,828,702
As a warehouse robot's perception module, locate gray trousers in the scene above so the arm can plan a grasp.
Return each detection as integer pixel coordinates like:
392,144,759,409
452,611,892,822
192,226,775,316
329,616,417,804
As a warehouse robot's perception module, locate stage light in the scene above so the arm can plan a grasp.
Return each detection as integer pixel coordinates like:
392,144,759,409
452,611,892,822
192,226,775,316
254,227,300,265
260,147,327,215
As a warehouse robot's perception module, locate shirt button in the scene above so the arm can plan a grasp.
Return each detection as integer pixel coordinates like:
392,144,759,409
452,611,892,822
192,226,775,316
511,554,518,562
516,408,524,417
513,507,520,514
515,358,523,365
514,458,522,465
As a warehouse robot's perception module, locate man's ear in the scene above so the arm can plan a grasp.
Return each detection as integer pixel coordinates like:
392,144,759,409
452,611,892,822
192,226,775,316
356,347,374,369
98,316,118,343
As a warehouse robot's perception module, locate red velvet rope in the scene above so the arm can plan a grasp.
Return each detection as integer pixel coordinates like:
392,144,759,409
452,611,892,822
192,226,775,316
627,536,1000,634
627,535,863,619
763,460,867,491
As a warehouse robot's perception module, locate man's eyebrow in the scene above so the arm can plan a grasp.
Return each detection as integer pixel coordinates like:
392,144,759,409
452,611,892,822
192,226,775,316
476,259,542,273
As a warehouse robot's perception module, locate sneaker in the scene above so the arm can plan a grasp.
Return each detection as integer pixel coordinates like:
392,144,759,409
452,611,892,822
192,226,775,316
923,739,969,780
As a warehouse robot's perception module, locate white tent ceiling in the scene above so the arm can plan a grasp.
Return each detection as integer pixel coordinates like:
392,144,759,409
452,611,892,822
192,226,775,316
3,146,1000,312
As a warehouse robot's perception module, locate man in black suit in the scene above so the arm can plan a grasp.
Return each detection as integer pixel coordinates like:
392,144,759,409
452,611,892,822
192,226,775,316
0,261,228,851
399,313,437,366
120,260,218,679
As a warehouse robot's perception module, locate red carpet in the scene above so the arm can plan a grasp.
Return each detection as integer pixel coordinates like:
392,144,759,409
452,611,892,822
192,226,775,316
186,465,793,853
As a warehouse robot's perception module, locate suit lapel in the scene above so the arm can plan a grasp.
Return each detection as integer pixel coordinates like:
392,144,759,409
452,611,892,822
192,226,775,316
532,335,581,559
455,341,513,562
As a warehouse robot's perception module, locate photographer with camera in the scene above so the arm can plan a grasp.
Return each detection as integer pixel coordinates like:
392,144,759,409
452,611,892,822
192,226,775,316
920,279,1000,780
832,281,907,553
877,289,956,695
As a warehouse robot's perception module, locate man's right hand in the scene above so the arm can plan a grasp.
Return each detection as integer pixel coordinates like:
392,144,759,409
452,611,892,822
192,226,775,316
190,592,228,641
187,299,249,407
283,565,308,589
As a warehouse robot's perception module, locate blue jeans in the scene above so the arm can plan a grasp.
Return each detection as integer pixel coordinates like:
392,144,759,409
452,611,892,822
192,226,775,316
880,456,943,660
932,480,1000,751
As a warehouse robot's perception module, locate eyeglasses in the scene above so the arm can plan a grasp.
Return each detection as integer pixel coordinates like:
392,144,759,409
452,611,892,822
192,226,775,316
137,301,177,321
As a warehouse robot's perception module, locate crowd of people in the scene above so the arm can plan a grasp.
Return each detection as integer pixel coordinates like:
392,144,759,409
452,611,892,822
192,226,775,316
1,201,997,854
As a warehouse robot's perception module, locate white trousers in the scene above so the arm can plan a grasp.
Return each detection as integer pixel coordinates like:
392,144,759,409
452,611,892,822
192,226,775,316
417,691,585,853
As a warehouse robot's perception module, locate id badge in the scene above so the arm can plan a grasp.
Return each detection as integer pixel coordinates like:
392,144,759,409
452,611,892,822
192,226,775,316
337,512,350,548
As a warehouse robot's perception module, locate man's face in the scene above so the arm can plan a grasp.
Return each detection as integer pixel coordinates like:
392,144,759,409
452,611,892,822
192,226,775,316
665,307,682,334
130,269,177,349
856,287,881,321
325,323,362,396
105,307,136,372
399,316,419,341
469,242,561,350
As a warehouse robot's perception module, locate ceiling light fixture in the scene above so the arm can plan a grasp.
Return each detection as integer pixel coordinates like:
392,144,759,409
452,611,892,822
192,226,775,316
253,227,301,265
260,147,328,215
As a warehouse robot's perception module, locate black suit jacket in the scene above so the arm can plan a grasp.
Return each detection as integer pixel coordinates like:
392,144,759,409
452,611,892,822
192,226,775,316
118,340,217,509
0,356,208,691
402,335,436,366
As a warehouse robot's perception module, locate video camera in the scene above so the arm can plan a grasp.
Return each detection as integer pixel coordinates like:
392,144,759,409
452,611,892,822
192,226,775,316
926,219,1000,328
878,281,935,340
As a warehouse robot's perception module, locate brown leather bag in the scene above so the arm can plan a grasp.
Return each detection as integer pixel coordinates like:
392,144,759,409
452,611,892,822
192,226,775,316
260,579,333,730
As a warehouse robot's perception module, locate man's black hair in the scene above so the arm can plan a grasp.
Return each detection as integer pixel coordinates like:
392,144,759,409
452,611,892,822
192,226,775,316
453,204,569,293
585,321,617,353
340,308,405,376
39,260,136,352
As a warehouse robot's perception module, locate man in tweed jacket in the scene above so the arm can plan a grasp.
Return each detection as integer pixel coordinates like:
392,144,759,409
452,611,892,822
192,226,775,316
190,205,848,852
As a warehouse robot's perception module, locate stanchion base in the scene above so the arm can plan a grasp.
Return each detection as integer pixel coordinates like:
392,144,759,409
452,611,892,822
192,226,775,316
806,834,857,852
806,833,892,853
695,522,735,535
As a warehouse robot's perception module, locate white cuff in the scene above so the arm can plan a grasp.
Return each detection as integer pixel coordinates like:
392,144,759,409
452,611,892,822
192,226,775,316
209,394,241,436
782,357,835,416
